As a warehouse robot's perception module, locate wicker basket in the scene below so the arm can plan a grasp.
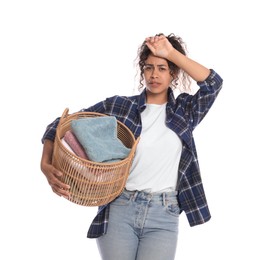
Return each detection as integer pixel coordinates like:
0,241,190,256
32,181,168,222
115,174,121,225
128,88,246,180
52,108,139,206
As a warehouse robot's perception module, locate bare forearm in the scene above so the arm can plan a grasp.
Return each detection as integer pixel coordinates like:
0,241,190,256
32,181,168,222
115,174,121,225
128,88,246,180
40,139,70,197
41,139,54,167
167,48,210,82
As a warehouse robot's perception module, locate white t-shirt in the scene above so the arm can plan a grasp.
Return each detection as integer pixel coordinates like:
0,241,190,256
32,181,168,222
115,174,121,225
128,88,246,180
126,103,182,192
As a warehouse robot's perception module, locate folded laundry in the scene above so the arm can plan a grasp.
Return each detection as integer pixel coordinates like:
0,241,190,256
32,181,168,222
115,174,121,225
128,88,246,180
63,130,89,160
71,116,131,162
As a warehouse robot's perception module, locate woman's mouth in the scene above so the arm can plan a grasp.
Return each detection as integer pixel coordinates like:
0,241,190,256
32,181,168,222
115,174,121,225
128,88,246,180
148,81,160,87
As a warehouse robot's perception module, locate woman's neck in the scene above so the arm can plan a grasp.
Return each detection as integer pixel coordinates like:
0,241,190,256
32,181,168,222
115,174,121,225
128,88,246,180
146,91,168,105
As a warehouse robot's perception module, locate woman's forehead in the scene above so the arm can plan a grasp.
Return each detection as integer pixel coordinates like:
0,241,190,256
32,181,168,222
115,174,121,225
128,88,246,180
145,55,168,66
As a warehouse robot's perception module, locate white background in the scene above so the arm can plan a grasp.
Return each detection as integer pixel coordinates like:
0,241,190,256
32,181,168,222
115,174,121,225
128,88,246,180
1,0,277,259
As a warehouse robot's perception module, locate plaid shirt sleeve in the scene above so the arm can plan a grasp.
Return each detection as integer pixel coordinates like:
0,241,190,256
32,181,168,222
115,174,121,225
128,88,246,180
191,69,223,129
41,117,60,143
177,69,223,131
176,69,223,226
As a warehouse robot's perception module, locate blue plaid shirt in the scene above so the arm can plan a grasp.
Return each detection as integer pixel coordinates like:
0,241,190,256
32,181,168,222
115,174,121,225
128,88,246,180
42,69,223,238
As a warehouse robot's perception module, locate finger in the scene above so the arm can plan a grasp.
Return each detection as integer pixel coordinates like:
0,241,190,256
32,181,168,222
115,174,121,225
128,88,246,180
145,42,155,53
52,183,71,198
51,165,63,178
48,171,71,191
53,175,71,190
155,35,165,43
146,36,155,43
154,36,159,42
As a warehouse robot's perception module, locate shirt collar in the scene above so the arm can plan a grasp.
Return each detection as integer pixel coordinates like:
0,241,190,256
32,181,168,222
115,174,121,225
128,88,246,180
138,89,147,112
138,87,176,112
167,88,176,108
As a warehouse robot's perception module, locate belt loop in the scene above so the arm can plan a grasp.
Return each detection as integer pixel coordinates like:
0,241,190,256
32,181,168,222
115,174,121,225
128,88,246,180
132,191,138,202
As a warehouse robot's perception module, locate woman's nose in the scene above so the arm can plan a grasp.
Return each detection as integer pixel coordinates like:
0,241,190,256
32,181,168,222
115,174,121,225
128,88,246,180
151,68,158,78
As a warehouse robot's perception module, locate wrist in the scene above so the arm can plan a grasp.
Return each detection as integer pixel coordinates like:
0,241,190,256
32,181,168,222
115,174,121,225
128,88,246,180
166,48,186,67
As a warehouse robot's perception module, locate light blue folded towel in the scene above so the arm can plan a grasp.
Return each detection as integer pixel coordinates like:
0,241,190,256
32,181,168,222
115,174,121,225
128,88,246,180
71,116,131,163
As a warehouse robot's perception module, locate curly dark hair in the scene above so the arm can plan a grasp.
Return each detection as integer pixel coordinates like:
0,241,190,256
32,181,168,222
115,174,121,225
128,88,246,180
135,33,191,92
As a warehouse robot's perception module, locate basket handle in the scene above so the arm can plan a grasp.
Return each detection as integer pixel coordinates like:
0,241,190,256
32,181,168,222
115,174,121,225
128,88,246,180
58,108,70,126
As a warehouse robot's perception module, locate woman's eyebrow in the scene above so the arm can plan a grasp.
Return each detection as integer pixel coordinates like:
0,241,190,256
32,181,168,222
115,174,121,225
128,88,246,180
145,64,168,67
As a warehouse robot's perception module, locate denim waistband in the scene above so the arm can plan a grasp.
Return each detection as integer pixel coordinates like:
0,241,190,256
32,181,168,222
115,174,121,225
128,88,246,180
123,188,178,205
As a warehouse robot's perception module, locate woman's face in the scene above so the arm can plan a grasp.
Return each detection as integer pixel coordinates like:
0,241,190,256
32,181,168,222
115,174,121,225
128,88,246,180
143,54,172,104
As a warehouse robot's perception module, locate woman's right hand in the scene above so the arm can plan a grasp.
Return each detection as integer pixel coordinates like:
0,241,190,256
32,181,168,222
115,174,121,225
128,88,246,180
41,161,71,198
40,140,70,198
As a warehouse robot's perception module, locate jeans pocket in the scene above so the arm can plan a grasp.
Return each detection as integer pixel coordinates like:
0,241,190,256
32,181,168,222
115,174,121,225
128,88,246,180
165,201,181,217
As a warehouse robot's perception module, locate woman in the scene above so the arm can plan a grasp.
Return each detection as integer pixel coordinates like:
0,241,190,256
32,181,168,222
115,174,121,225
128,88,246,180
41,33,223,260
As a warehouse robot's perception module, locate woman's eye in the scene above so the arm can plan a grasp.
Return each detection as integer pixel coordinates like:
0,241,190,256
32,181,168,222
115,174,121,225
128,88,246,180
144,66,152,71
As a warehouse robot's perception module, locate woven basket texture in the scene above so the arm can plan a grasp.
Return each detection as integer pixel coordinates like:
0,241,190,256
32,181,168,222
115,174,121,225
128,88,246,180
52,108,138,206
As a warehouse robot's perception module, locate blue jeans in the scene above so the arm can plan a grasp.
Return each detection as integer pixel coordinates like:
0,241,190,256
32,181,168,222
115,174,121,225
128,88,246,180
96,189,180,260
